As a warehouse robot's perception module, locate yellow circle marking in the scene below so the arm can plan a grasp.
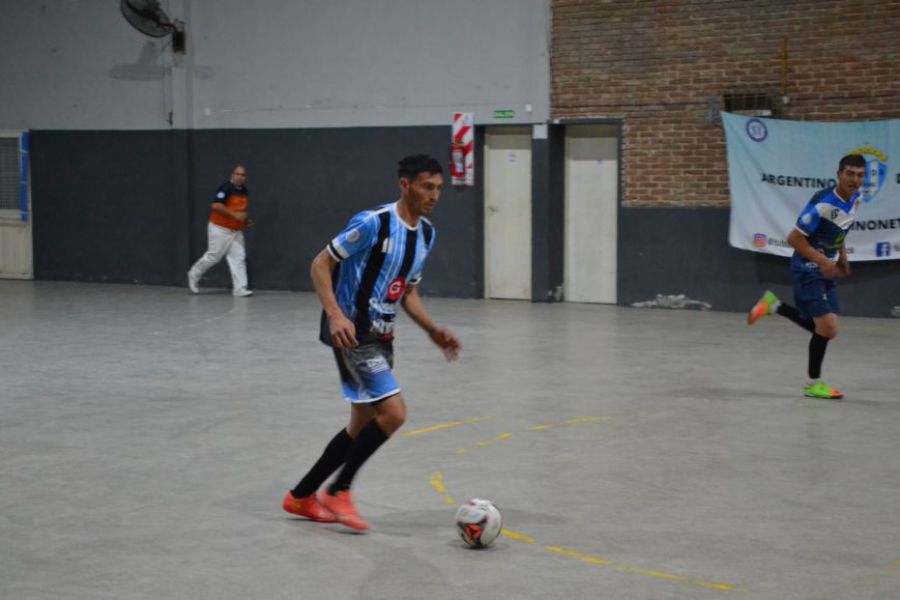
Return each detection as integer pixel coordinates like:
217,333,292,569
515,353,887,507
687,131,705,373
403,416,491,437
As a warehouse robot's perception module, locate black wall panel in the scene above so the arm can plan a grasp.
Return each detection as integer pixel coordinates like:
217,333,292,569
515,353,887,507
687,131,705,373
30,127,483,298
31,130,185,285
618,207,900,318
27,129,900,316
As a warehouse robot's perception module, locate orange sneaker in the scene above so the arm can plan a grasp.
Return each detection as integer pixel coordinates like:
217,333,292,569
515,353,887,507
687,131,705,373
321,490,369,531
748,290,780,325
282,491,337,522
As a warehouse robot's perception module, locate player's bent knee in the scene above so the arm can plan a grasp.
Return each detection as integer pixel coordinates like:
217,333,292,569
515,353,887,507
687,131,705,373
816,325,838,339
385,406,406,430
374,395,406,435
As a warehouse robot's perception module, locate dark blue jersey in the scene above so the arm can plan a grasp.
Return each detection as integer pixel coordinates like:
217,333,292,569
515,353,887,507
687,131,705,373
790,186,860,274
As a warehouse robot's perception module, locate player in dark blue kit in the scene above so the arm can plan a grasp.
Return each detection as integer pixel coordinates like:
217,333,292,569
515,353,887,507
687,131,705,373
283,155,461,530
748,154,867,399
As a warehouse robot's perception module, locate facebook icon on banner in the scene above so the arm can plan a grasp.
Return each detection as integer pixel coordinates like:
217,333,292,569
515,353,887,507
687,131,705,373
875,242,891,257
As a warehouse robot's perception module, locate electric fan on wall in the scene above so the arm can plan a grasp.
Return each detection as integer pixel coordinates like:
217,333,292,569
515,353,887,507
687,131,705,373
120,0,185,52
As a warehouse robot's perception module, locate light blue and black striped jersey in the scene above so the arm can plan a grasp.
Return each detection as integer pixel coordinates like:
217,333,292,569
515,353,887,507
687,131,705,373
320,202,435,345
791,186,861,273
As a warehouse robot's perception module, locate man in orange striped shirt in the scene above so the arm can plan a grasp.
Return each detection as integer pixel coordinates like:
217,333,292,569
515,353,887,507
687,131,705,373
187,165,253,297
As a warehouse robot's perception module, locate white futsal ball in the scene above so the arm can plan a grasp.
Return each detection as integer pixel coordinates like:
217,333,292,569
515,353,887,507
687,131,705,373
455,498,503,548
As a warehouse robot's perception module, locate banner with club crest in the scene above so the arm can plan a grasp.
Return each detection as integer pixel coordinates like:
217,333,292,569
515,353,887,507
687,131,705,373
723,112,900,261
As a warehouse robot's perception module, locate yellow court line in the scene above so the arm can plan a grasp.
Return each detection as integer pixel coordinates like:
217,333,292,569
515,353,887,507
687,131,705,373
529,416,606,431
403,416,490,437
429,472,456,505
501,529,536,544
541,545,739,591
565,416,606,424
456,432,511,455
435,469,743,592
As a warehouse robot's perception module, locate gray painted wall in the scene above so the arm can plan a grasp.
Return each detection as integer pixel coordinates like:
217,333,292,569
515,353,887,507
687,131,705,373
0,0,550,130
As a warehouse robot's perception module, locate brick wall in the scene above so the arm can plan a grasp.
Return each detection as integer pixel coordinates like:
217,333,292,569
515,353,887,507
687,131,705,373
552,0,900,207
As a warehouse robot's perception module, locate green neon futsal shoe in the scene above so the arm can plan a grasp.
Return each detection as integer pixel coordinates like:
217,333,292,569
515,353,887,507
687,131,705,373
747,290,780,325
803,381,843,399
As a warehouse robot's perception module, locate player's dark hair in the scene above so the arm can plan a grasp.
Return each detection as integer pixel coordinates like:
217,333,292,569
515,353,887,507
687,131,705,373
838,154,866,171
398,154,443,181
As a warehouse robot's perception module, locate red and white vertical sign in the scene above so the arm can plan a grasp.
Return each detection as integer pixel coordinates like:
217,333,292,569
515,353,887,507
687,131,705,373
452,112,474,186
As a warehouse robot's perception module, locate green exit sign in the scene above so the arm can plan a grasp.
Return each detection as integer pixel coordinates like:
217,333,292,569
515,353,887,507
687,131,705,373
493,109,515,119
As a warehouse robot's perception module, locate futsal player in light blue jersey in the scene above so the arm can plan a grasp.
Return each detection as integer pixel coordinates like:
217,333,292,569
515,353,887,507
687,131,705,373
748,154,867,399
283,155,462,530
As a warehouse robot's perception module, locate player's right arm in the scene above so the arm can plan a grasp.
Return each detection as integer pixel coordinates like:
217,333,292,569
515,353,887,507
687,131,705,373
787,229,841,278
310,250,357,348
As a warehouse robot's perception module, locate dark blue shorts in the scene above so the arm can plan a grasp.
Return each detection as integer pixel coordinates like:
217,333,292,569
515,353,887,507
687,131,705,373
791,270,839,319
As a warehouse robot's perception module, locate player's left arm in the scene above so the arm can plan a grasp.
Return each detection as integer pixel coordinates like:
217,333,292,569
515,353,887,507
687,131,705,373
837,242,850,276
401,285,461,361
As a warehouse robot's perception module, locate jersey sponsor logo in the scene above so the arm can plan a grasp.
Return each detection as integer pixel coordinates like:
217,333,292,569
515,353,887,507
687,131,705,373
368,297,398,337
386,276,407,301
369,317,395,337
346,228,360,243
801,213,813,225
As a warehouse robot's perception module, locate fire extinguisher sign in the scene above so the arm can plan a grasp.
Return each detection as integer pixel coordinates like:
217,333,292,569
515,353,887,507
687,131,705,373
451,112,474,186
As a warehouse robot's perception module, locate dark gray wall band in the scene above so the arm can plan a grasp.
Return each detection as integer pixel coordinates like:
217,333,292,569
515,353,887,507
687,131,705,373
27,130,900,316
31,127,483,298
618,207,900,318
531,124,565,302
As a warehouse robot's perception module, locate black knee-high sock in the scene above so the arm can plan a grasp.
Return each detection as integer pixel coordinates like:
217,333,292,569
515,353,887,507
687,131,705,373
329,420,389,494
291,428,353,498
808,333,829,380
777,303,815,333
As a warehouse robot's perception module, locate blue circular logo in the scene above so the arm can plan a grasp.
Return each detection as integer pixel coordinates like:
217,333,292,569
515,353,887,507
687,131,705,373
746,119,769,142
746,118,768,142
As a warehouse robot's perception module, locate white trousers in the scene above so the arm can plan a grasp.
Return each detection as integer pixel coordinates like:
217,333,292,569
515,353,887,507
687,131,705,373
189,223,248,292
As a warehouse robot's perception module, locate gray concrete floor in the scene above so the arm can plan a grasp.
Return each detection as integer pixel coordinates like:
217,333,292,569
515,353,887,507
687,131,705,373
1,280,899,600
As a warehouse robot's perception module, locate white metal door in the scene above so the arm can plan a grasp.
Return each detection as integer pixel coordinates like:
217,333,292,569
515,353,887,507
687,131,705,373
0,132,33,279
564,125,618,303
484,127,532,299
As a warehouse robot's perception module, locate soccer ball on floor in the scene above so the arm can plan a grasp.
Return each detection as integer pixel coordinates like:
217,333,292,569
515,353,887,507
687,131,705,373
455,498,503,548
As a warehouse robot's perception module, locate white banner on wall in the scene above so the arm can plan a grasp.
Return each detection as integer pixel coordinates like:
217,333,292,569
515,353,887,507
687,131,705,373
723,112,900,261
